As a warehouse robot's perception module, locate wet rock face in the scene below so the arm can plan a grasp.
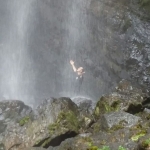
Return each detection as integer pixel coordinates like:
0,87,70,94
101,111,141,130
0,100,32,120
1,81,150,150
89,0,150,93
0,100,32,129
1,97,85,150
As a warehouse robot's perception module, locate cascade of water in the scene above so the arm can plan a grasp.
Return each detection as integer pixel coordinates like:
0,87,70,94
0,1,35,101
60,0,91,98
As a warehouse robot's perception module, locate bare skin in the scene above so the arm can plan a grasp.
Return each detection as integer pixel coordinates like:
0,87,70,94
70,60,85,77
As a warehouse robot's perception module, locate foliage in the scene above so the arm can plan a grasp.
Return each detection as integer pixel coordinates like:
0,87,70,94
87,144,126,150
140,0,150,6
131,130,147,141
48,110,80,134
118,146,126,150
99,146,110,150
94,97,121,118
87,145,110,150
19,116,30,126
142,138,150,148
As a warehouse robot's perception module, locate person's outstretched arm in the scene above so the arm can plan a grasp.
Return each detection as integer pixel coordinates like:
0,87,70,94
70,60,77,72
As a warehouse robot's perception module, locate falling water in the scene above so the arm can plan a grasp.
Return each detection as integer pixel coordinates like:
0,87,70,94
0,1,36,101
60,0,91,97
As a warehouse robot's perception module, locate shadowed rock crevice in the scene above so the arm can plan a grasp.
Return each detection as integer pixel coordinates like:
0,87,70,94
34,131,78,148
142,97,150,109
126,97,150,115
126,103,144,114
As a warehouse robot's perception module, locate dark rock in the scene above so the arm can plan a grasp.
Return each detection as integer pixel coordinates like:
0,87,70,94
2,97,81,150
94,80,147,119
0,121,7,134
0,100,32,122
72,97,96,128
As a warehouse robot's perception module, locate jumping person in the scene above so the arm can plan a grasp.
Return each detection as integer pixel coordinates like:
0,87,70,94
70,60,85,94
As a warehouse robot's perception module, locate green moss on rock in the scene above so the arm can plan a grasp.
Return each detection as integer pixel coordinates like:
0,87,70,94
93,123,101,133
131,130,147,141
41,137,51,147
48,110,80,134
19,116,30,126
94,96,121,118
109,121,125,132
141,138,150,148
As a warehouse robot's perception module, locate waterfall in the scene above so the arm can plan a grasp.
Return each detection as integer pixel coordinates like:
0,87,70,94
60,0,91,97
0,0,35,101
0,0,148,105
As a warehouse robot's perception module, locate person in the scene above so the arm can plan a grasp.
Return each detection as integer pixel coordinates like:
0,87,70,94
70,60,85,94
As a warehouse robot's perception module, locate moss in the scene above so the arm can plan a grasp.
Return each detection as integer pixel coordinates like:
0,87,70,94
83,137,92,143
87,142,110,150
19,116,30,126
35,139,41,145
130,123,148,142
118,146,126,150
99,140,106,145
111,101,121,111
140,0,150,6
87,146,99,150
142,138,150,148
131,130,147,141
94,99,120,118
93,123,101,133
130,123,142,130
48,110,80,134
48,123,59,134
41,137,51,147
95,107,100,116
109,120,126,132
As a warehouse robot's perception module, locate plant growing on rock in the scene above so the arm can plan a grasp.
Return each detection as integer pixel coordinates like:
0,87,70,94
118,146,126,150
142,138,150,148
87,145,110,150
19,116,30,126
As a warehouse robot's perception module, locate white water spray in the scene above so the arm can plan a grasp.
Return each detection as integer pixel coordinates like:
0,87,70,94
0,1,35,100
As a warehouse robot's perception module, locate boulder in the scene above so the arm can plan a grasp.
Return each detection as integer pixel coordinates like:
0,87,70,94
94,80,146,119
2,97,81,150
101,111,141,130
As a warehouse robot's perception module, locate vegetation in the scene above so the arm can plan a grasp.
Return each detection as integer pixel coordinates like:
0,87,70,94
140,0,150,6
109,120,127,132
48,110,80,134
142,138,150,148
87,145,126,150
131,130,147,141
94,96,121,118
87,145,110,150
19,116,30,126
118,146,126,150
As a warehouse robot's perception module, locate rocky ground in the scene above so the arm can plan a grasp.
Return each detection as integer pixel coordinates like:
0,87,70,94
0,80,150,150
